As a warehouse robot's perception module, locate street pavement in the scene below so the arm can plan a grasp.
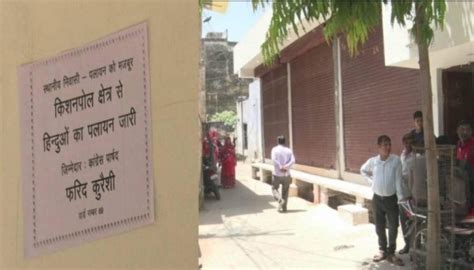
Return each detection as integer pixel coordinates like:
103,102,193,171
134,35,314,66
199,162,411,270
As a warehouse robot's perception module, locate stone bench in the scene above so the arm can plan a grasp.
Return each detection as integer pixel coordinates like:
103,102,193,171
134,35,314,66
337,204,369,226
251,163,273,184
251,162,372,224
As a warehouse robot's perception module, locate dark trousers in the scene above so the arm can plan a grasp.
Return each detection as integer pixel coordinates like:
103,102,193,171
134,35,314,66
372,194,399,255
272,175,290,210
399,205,411,248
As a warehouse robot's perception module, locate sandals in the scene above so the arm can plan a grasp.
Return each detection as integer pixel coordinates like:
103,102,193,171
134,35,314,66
387,255,405,266
398,245,410,254
373,250,404,266
372,251,386,262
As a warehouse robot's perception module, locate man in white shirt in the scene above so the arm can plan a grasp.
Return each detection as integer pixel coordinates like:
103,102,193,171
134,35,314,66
360,135,408,266
271,135,295,213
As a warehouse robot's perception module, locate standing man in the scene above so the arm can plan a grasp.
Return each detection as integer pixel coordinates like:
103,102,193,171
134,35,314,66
398,133,415,254
360,135,408,266
410,111,424,146
456,120,474,216
271,135,295,213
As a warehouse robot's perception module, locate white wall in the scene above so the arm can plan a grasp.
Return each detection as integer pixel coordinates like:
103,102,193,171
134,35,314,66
233,12,273,78
383,1,474,69
235,99,245,155
0,1,199,268
246,79,262,161
235,79,261,161
383,1,474,136
234,9,322,78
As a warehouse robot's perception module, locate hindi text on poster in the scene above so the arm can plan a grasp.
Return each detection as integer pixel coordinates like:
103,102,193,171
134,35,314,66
18,22,154,258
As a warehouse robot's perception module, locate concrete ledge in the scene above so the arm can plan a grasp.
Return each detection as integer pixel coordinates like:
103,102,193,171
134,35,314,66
251,162,373,203
289,181,298,197
337,204,369,225
251,162,273,176
251,164,272,183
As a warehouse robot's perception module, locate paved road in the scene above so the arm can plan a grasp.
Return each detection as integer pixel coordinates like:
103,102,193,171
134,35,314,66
199,163,411,269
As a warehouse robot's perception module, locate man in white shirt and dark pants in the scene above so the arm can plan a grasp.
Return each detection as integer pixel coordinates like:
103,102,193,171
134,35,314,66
360,135,409,266
271,135,295,213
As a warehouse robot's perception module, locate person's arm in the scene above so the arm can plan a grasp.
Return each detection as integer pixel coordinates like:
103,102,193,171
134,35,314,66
283,151,295,169
396,160,409,201
401,159,412,196
360,158,374,185
271,148,281,168
407,158,415,196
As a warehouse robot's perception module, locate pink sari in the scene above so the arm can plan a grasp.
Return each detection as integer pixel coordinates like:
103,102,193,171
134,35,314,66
220,138,236,188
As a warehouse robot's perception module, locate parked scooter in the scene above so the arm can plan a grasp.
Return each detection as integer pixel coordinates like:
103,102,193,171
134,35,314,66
203,158,220,200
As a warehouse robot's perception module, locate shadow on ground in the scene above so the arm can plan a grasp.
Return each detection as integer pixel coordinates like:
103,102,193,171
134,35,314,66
200,172,308,225
199,163,411,269
200,178,278,225
199,229,294,239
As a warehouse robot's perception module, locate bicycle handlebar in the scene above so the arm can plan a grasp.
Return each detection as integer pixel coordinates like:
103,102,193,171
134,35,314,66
398,200,427,219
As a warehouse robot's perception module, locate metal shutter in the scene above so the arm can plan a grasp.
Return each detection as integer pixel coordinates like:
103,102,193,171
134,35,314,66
261,65,289,159
290,43,336,169
341,26,422,173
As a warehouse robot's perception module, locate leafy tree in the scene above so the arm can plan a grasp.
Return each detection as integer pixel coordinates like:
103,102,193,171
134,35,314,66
252,0,446,268
210,110,237,130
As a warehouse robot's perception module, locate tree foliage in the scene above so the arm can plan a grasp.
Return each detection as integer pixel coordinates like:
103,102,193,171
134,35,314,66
210,110,237,130
252,0,445,65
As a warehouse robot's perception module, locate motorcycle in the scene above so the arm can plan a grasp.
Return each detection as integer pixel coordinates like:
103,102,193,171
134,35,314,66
202,158,220,200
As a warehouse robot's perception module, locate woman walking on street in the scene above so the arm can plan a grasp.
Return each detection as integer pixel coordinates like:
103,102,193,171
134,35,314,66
220,137,237,188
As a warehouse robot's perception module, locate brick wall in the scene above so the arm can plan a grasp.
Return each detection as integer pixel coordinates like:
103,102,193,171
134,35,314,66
290,43,337,169
341,26,422,173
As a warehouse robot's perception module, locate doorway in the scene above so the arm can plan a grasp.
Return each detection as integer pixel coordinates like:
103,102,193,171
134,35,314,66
442,63,474,143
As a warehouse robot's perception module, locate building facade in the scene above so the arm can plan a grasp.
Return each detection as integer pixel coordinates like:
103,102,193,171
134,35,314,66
234,2,473,184
235,79,262,161
202,32,249,119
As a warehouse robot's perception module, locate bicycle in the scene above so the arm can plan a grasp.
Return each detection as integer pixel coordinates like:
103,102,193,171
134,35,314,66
399,200,452,269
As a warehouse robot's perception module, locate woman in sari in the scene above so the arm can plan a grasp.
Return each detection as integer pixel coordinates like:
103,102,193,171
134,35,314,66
219,137,237,188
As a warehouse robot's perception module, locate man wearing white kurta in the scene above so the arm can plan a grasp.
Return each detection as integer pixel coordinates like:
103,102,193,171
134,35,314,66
271,136,295,213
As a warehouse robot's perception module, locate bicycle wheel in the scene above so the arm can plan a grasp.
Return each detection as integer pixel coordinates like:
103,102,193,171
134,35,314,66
412,226,451,269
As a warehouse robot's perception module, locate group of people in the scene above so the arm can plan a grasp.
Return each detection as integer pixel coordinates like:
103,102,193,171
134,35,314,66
202,128,237,189
360,111,474,266
269,111,474,266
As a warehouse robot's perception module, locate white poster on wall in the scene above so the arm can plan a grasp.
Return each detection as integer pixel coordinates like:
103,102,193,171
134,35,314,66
18,22,154,258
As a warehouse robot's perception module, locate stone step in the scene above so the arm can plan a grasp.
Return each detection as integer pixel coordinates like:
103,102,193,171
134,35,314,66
337,204,369,226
